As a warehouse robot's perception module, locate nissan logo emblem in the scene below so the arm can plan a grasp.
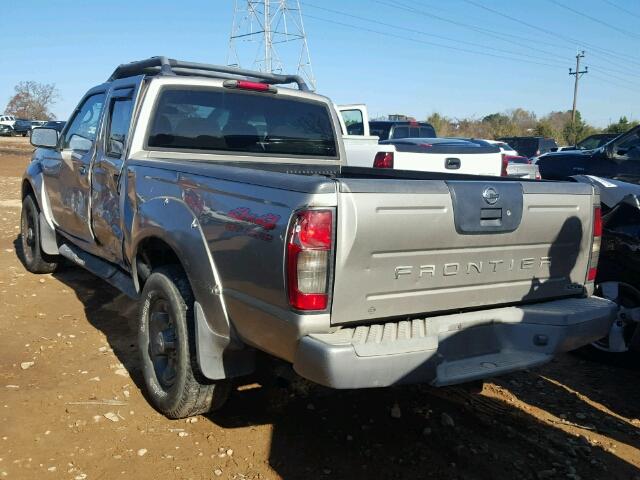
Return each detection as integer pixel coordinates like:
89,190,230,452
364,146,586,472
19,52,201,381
482,186,499,205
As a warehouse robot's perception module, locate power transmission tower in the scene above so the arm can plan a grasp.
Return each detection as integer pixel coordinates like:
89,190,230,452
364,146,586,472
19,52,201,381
228,0,316,90
569,51,588,143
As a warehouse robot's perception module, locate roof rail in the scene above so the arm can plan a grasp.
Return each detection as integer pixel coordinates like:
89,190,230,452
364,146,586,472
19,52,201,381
107,56,310,91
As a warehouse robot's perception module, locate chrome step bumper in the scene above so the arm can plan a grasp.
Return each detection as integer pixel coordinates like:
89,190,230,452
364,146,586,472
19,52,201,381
293,296,616,389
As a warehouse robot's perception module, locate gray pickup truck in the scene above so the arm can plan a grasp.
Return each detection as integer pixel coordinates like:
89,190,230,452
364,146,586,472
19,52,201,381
22,57,615,419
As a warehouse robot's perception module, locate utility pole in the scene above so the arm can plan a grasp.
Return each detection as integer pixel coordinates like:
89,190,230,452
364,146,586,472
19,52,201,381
569,51,588,143
228,0,316,90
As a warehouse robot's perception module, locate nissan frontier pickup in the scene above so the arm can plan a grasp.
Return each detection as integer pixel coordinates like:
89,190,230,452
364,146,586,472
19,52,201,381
22,57,615,418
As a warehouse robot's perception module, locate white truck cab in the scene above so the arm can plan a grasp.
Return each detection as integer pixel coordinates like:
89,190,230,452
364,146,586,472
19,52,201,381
337,105,502,176
336,104,394,168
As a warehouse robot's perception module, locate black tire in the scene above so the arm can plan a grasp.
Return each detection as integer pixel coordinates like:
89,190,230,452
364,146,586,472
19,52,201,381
138,265,230,419
20,195,58,274
576,282,640,365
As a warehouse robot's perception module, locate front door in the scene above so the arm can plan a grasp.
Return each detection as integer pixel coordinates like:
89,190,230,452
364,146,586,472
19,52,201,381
42,91,106,242
90,79,140,263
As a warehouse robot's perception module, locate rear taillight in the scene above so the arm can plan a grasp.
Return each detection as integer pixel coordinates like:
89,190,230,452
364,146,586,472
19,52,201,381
501,153,509,177
373,151,394,169
286,209,333,311
587,206,602,282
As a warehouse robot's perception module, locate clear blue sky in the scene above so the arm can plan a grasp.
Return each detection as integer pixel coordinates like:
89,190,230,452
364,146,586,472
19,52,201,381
1,0,639,127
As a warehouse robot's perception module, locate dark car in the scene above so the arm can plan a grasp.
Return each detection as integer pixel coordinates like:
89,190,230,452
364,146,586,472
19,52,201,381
537,125,640,183
496,136,558,158
369,120,436,141
0,124,13,137
42,121,66,132
12,119,33,137
576,133,620,150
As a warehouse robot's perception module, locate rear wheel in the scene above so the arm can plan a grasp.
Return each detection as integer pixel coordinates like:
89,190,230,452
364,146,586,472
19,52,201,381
138,265,229,419
578,282,640,363
20,195,58,274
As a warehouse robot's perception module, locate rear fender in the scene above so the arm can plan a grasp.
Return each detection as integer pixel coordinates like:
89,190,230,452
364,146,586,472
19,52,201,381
131,196,252,379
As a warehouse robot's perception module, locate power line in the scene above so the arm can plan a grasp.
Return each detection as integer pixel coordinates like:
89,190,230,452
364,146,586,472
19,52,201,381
303,13,568,69
373,0,570,60
547,0,640,40
380,0,640,76
301,2,568,67
589,73,640,93
461,0,640,68
599,0,640,21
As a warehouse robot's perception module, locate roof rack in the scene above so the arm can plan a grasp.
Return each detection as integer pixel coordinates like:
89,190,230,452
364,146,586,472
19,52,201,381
107,56,310,91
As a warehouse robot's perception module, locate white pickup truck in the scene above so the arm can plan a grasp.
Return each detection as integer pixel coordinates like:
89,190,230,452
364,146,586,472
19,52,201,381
337,105,502,176
336,104,395,168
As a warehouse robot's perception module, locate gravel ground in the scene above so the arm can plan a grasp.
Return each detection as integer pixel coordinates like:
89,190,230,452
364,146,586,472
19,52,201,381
1,137,639,480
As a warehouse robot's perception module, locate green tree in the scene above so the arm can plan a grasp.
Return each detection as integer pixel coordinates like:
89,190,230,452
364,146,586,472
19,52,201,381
604,116,639,134
481,112,517,138
426,112,452,137
563,111,597,145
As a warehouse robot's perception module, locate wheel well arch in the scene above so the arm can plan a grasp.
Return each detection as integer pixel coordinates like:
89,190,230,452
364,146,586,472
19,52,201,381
134,236,183,289
22,180,36,202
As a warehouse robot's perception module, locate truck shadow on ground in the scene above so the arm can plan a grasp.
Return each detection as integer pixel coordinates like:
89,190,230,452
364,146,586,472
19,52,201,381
13,214,640,479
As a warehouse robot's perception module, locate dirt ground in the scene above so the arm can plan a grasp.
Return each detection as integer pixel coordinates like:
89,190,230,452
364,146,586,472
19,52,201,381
0,136,639,480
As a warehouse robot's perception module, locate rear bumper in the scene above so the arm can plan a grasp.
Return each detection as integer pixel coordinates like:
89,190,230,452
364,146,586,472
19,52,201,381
293,296,616,389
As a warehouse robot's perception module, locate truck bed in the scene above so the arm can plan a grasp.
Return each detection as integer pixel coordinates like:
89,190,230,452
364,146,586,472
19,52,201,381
128,158,595,328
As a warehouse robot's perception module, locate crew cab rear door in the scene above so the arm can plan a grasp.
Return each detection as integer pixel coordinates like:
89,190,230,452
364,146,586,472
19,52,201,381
90,76,144,264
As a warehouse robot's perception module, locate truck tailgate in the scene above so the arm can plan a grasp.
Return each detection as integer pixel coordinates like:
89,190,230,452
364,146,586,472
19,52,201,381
331,179,595,325
394,151,501,176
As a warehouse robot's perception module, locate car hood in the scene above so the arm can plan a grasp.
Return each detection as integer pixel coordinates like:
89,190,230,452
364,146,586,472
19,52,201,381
538,148,599,161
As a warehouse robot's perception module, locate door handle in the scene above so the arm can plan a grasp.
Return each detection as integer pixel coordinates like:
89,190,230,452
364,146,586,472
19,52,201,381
78,165,87,175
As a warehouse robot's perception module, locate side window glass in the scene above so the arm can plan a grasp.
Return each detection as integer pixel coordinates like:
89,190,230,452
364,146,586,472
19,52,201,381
106,97,134,158
616,133,640,160
340,109,364,136
392,126,409,139
64,93,106,152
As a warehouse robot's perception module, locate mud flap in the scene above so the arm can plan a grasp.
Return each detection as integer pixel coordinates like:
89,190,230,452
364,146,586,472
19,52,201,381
194,302,254,380
39,212,58,255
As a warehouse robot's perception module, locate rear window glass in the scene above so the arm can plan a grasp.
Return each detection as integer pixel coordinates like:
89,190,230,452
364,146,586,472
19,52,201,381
147,88,337,158
391,126,409,139
369,122,391,141
419,125,436,137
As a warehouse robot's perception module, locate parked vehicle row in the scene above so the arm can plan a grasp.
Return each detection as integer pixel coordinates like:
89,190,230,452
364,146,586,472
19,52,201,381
338,105,503,176
0,114,63,137
536,125,640,183
22,57,616,419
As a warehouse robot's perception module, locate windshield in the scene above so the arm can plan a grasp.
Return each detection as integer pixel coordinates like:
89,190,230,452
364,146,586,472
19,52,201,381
577,135,617,150
148,88,337,158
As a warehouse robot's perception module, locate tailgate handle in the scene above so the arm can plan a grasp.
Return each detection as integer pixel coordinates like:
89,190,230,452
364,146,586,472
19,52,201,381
480,207,502,226
445,157,461,169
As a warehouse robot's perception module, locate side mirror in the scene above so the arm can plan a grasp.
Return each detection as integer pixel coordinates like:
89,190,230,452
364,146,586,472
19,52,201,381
30,128,59,149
